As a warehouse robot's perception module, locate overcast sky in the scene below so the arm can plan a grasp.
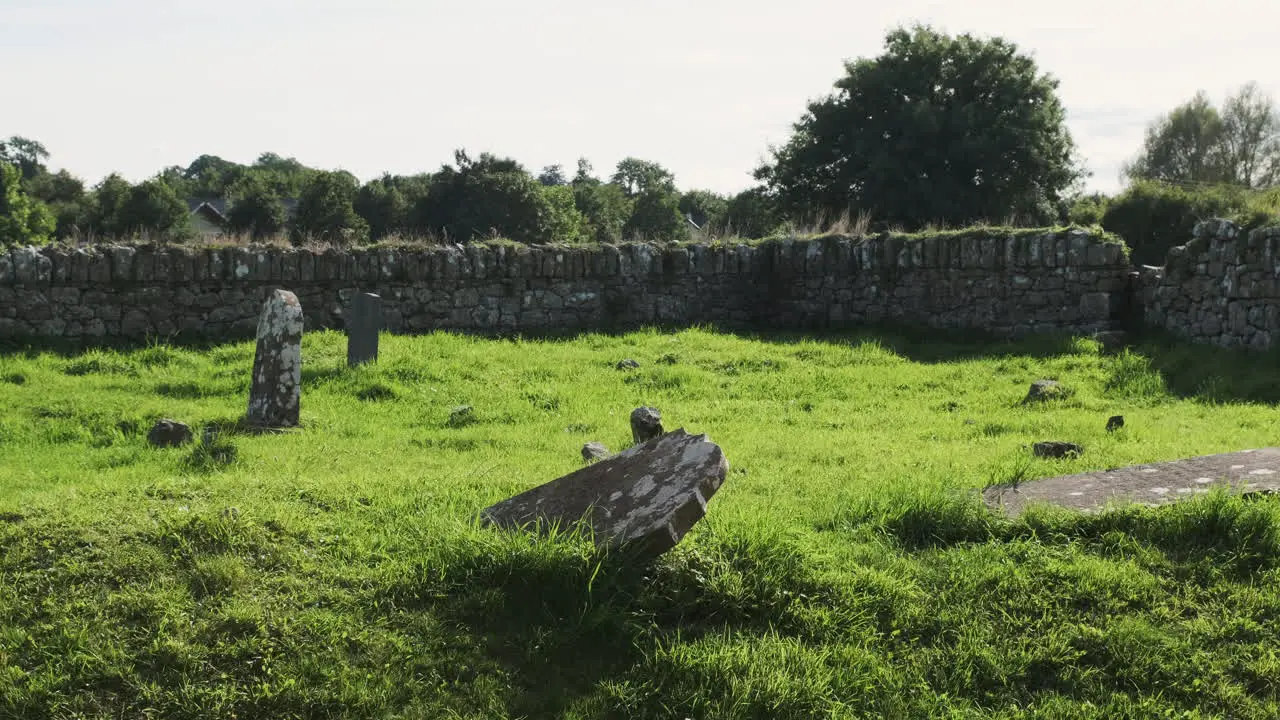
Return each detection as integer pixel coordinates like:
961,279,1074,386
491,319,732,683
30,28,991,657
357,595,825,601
4,0,1278,197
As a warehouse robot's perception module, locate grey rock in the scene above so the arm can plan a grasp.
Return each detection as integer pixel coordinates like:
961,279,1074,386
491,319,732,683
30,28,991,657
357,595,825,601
246,289,303,428
616,358,641,370
1033,441,1083,459
448,405,476,428
1023,380,1064,404
630,406,664,444
480,429,729,558
148,419,193,448
582,441,611,462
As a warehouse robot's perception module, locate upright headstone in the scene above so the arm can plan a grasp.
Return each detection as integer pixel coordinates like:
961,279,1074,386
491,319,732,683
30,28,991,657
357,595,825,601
630,407,664,444
246,289,303,428
347,292,382,368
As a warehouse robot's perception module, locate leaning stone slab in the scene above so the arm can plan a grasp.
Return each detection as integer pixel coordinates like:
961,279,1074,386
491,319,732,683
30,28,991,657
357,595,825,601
984,447,1280,516
480,429,729,558
246,289,303,428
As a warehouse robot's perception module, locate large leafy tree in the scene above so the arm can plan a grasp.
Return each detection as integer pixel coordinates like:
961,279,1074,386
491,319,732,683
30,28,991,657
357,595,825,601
678,190,729,230
1218,82,1280,188
412,150,585,243
292,170,368,244
570,159,632,243
1122,92,1228,186
117,179,189,236
611,158,676,197
624,187,689,242
724,187,782,239
756,25,1081,229
227,175,288,240
1124,83,1280,189
0,136,50,181
0,162,56,246
90,174,133,237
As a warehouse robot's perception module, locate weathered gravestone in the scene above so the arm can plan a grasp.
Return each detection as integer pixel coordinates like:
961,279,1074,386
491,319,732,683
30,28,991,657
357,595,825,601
347,292,382,368
480,429,729,559
246,289,303,428
630,407,664,444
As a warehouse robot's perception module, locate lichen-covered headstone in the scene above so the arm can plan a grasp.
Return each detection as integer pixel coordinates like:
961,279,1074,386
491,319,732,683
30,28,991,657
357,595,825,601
630,406,663,444
246,289,303,428
347,292,382,368
480,429,729,558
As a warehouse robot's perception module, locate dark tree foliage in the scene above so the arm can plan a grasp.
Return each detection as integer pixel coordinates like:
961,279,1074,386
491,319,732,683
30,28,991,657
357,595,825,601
411,150,583,243
1125,83,1280,190
678,190,729,230
570,160,632,243
0,136,50,181
0,161,55,246
292,171,368,244
756,25,1081,229
227,176,288,240
624,187,689,242
611,158,676,197
116,179,188,237
724,187,783,239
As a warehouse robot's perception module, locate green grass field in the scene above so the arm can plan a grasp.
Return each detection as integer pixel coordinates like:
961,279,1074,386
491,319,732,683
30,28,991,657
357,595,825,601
2,327,1280,719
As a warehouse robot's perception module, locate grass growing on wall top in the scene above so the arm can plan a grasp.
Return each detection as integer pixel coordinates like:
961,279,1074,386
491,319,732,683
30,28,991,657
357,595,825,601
2,328,1280,718
21,222,1128,255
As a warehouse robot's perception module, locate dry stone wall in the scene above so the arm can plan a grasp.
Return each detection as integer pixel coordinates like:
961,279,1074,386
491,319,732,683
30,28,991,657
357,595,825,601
1141,220,1280,350
0,230,1131,343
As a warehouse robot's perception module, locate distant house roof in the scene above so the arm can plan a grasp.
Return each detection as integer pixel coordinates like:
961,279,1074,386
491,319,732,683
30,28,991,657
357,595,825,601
185,197,299,223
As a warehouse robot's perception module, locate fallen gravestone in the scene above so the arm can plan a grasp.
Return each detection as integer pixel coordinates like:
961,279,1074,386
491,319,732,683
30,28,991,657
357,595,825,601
1023,380,1063,404
630,407,663,444
148,419,192,448
1034,441,1083,459
347,292,382,368
582,441,610,462
246,289,303,429
1106,415,1125,433
986,447,1280,516
480,429,729,558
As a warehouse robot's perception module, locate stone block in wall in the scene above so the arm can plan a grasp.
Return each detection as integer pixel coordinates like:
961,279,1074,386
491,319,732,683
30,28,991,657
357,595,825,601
228,248,252,281
134,247,157,282
1079,292,1111,321
1194,218,1240,241
11,247,52,285
110,246,135,282
46,248,69,284
280,249,299,282
202,248,221,281
381,248,401,281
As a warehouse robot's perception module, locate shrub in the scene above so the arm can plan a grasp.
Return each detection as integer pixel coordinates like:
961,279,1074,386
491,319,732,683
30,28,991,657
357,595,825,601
0,162,56,246
1100,180,1280,265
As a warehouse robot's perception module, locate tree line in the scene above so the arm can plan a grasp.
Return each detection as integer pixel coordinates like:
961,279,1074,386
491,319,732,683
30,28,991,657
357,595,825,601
3,25,1278,253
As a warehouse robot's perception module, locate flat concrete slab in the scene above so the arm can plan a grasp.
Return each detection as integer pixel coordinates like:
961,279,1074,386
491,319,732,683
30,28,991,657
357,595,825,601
984,448,1280,516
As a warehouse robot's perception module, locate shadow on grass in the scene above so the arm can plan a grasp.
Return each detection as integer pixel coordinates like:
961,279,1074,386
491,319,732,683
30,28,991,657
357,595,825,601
9,323,1280,406
376,527,838,718
827,488,1280,578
